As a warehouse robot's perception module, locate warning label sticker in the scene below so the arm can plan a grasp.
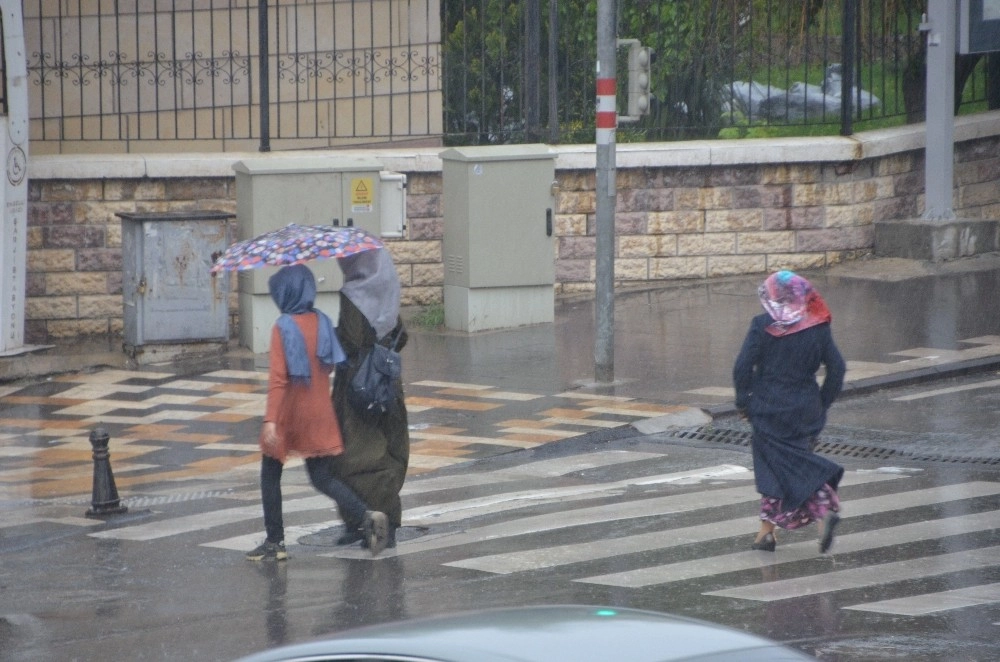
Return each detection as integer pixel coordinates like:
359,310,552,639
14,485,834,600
350,177,374,213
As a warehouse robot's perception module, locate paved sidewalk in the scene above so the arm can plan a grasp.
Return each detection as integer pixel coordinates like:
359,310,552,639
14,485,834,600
3,255,1000,501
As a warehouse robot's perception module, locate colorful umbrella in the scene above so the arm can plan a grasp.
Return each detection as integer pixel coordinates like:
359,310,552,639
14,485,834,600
210,223,384,272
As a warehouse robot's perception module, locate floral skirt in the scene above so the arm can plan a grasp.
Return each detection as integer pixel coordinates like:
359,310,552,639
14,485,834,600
759,483,840,530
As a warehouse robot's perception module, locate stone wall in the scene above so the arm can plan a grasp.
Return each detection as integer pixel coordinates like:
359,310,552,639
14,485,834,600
22,111,1000,343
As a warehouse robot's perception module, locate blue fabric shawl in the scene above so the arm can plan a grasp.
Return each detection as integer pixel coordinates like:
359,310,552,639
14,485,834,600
268,265,346,384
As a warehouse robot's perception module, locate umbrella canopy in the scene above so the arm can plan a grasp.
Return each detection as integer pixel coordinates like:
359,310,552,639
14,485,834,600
210,223,384,273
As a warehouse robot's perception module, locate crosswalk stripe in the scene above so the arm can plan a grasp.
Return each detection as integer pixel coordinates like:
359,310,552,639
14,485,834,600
577,507,1000,588
843,581,1000,615
400,451,666,495
450,481,1000,576
321,472,902,560
89,494,332,541
703,545,1000,602
404,465,751,525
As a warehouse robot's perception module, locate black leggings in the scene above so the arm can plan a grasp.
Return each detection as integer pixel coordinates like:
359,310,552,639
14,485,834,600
261,454,368,544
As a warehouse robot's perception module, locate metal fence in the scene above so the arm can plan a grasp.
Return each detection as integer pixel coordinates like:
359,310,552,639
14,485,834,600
18,0,999,152
443,0,998,145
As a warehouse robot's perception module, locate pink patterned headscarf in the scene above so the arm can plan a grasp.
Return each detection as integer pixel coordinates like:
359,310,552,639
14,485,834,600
758,270,832,337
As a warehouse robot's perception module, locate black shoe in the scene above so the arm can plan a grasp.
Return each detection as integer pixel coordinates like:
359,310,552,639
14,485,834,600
819,512,841,554
246,540,288,561
751,533,776,552
336,529,365,546
362,511,389,557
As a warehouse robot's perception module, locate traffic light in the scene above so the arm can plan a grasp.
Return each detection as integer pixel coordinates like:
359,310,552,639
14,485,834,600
626,42,653,119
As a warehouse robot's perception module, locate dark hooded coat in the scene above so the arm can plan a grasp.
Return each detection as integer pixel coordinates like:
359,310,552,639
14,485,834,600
330,296,409,529
733,313,846,511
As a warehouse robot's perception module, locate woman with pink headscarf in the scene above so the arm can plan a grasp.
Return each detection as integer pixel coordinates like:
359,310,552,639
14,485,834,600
733,270,846,555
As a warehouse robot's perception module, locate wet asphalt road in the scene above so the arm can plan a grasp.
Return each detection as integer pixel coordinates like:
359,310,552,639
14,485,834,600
3,372,1000,662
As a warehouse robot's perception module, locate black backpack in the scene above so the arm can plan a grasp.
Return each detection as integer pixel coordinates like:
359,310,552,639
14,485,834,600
347,328,402,421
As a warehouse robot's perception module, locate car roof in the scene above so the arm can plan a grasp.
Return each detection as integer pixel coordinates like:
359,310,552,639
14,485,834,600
233,605,814,662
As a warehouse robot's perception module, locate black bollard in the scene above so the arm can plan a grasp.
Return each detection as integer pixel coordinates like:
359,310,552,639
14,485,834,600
85,427,128,518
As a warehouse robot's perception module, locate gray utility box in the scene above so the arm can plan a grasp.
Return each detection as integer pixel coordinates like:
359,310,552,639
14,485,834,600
234,157,405,353
441,145,557,332
118,210,234,363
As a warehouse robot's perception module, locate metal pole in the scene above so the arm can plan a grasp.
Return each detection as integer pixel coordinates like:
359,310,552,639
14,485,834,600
922,0,955,220
594,0,616,383
525,0,541,142
258,0,271,152
548,0,559,143
839,0,855,136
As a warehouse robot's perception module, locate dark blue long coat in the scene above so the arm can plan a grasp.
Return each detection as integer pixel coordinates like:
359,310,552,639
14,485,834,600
733,313,846,511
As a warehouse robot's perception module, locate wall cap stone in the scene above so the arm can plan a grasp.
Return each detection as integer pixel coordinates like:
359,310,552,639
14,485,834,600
27,110,1000,179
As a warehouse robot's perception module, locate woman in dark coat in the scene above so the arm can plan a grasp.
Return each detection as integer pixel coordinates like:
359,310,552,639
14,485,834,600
733,270,846,554
331,248,410,548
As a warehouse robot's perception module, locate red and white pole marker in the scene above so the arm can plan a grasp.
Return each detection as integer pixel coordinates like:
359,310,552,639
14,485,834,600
596,77,616,145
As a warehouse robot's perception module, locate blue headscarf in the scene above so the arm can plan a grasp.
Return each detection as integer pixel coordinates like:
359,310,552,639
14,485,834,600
268,265,346,384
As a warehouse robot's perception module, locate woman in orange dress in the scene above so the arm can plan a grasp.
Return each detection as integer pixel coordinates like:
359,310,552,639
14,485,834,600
246,264,389,560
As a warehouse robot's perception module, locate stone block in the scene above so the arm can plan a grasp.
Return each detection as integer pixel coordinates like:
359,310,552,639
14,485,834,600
650,256,706,279
766,253,827,272
26,296,77,320
164,178,230,201
104,180,166,201
407,193,441,219
25,272,46,297
707,166,760,186
77,248,124,272
76,201,136,224
41,180,103,201
797,225,874,252
28,202,75,225
400,286,442,306
730,186,763,209
47,319,110,339
704,209,763,233
825,204,873,227
892,171,924,196
78,295,121,318
673,187,713,210
619,235,674,258
707,254,765,277
614,212,647,235
27,249,75,272
648,210,704,234
616,258,648,280
557,171,595,192
43,226,106,249
407,216,443,241
677,233,735,256
412,262,444,286
27,227,44,249
558,190,596,214
46,272,108,296
737,231,794,254
556,213,587,237
762,163,821,184
555,259,592,282
387,239,440,264
559,236,596,259
961,181,1000,208
406,173,442,195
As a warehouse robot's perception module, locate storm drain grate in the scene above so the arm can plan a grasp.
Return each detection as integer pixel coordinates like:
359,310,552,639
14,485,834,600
666,425,1000,466
9,489,237,508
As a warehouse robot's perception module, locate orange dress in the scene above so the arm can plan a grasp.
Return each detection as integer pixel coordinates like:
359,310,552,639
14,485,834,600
260,312,344,463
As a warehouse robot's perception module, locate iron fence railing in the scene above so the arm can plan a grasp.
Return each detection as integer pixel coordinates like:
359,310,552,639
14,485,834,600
15,0,999,152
